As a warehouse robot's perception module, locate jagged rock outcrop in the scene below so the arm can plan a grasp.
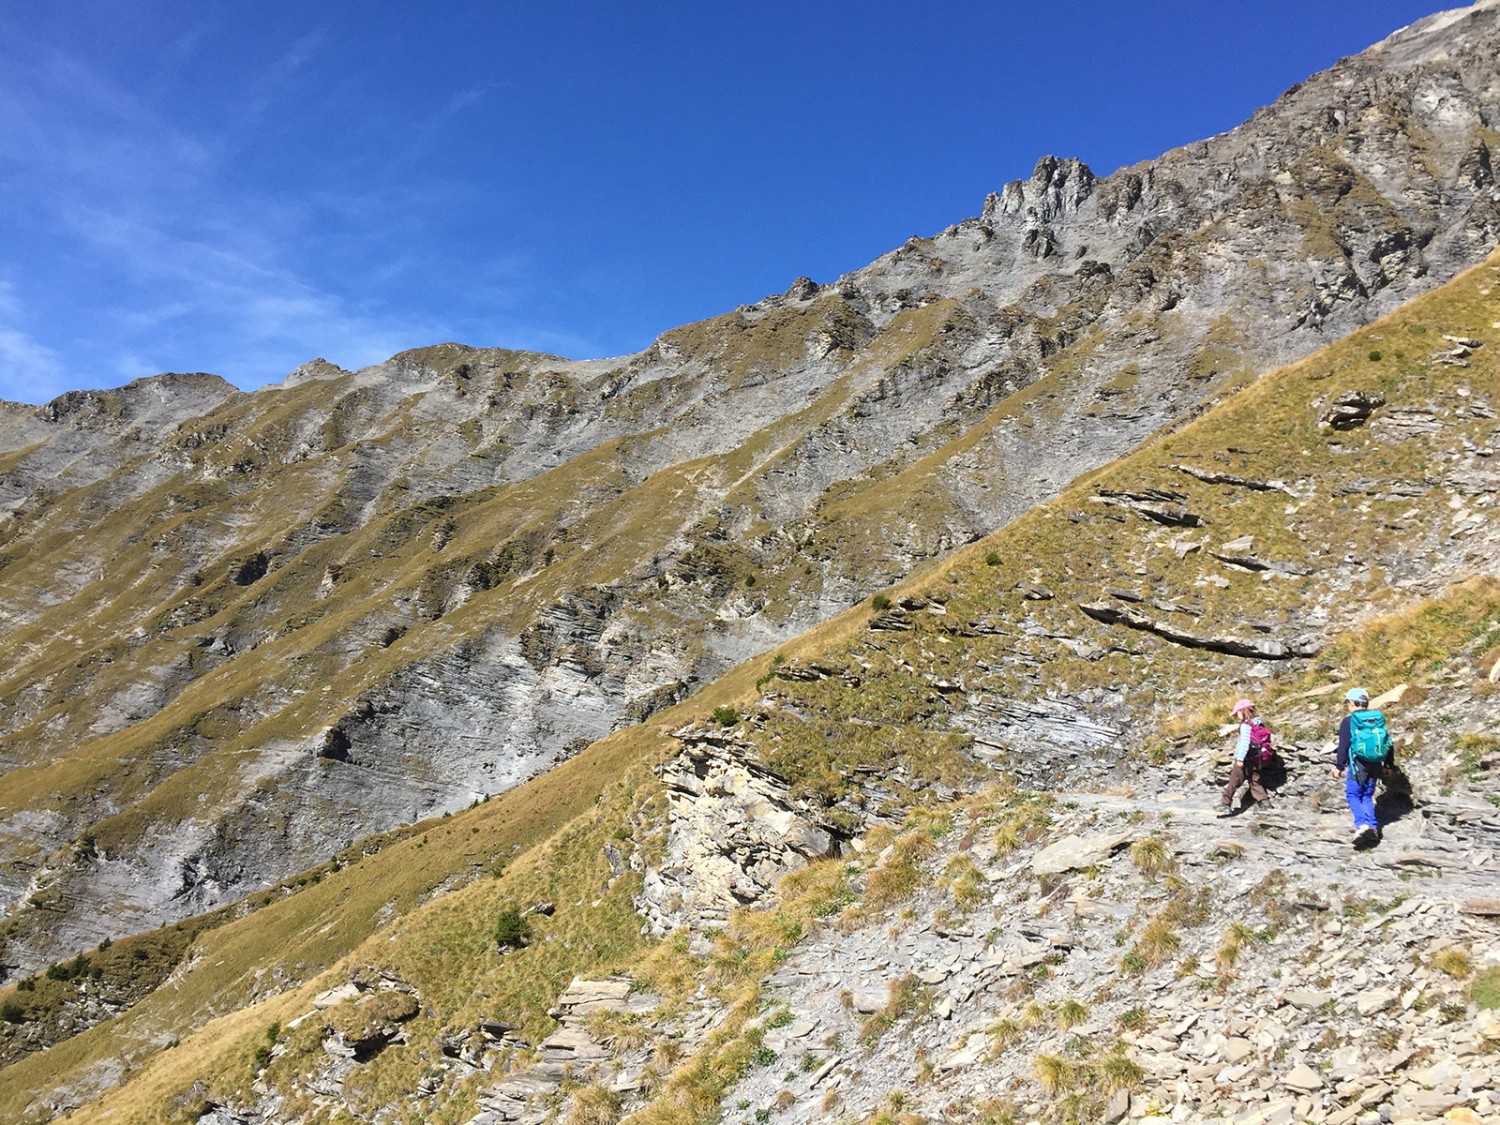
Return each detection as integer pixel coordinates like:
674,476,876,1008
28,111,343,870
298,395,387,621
1322,390,1388,429
1077,601,1321,660
637,723,843,935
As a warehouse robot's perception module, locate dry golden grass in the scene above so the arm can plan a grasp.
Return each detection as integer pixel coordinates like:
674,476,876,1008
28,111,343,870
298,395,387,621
1130,837,1174,879
1432,947,1474,980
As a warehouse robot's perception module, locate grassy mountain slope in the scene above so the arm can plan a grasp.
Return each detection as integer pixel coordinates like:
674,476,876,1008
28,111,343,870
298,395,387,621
4,2,1499,977
6,241,1497,1125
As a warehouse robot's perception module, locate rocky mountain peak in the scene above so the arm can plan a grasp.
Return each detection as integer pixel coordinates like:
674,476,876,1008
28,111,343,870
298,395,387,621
35,371,238,430
986,155,1097,228
281,357,352,387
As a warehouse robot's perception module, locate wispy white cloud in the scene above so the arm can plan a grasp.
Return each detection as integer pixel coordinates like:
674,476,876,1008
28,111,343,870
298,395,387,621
0,16,592,404
0,328,69,403
243,27,328,120
0,281,69,403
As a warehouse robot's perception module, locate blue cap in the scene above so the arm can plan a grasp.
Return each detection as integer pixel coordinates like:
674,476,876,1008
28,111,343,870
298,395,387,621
1345,687,1370,705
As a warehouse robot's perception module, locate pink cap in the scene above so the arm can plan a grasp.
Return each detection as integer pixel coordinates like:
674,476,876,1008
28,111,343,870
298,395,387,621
1231,698,1255,716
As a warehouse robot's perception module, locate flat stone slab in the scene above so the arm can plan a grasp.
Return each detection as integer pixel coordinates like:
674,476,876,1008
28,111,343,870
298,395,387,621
1030,830,1134,875
312,983,361,1009
1284,1062,1324,1092
554,977,632,1015
1356,988,1399,1016
1282,989,1333,1009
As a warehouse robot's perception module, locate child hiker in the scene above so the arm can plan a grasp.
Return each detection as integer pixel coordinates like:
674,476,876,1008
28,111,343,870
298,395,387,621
1218,698,1272,816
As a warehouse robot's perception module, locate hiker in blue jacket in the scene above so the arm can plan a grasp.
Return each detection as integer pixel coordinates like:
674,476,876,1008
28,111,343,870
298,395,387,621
1335,687,1394,847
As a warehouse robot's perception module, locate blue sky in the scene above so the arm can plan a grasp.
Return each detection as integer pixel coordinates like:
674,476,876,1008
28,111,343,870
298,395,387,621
0,0,1459,405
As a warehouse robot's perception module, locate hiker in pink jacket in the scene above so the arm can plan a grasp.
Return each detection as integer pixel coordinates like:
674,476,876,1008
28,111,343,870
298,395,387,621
1218,698,1271,816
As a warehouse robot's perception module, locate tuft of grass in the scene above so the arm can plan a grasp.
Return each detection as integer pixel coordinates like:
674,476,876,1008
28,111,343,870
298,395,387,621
1056,999,1089,1029
1116,1006,1150,1032
860,975,928,1046
1432,947,1474,980
1033,1053,1075,1096
943,855,986,910
861,832,937,910
1130,836,1174,879
568,1083,623,1125
1473,966,1500,1010
1216,921,1264,970
988,791,1054,854
1097,1045,1146,1093
987,1017,1022,1053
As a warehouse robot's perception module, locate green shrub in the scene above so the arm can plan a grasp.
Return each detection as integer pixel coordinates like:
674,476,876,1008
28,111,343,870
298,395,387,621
0,999,26,1024
871,593,892,611
711,705,741,727
494,906,531,949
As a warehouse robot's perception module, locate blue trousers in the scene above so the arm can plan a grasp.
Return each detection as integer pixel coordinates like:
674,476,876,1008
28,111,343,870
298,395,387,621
1345,770,1378,831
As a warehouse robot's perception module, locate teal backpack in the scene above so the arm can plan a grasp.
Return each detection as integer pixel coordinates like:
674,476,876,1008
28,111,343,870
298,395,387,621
1349,709,1392,767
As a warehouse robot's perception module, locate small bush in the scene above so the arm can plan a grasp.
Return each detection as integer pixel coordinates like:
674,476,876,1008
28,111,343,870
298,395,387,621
871,593,892,611
984,550,1002,566
711,705,741,727
494,906,532,949
1,999,26,1024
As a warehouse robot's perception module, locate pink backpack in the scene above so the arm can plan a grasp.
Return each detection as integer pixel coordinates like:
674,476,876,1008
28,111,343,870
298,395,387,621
1247,720,1274,767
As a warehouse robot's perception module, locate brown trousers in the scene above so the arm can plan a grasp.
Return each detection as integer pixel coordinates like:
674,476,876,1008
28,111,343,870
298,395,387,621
1221,759,1268,806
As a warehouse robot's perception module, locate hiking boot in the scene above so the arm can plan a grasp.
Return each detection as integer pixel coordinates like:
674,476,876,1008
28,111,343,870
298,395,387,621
1353,826,1377,847
1216,803,1233,818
